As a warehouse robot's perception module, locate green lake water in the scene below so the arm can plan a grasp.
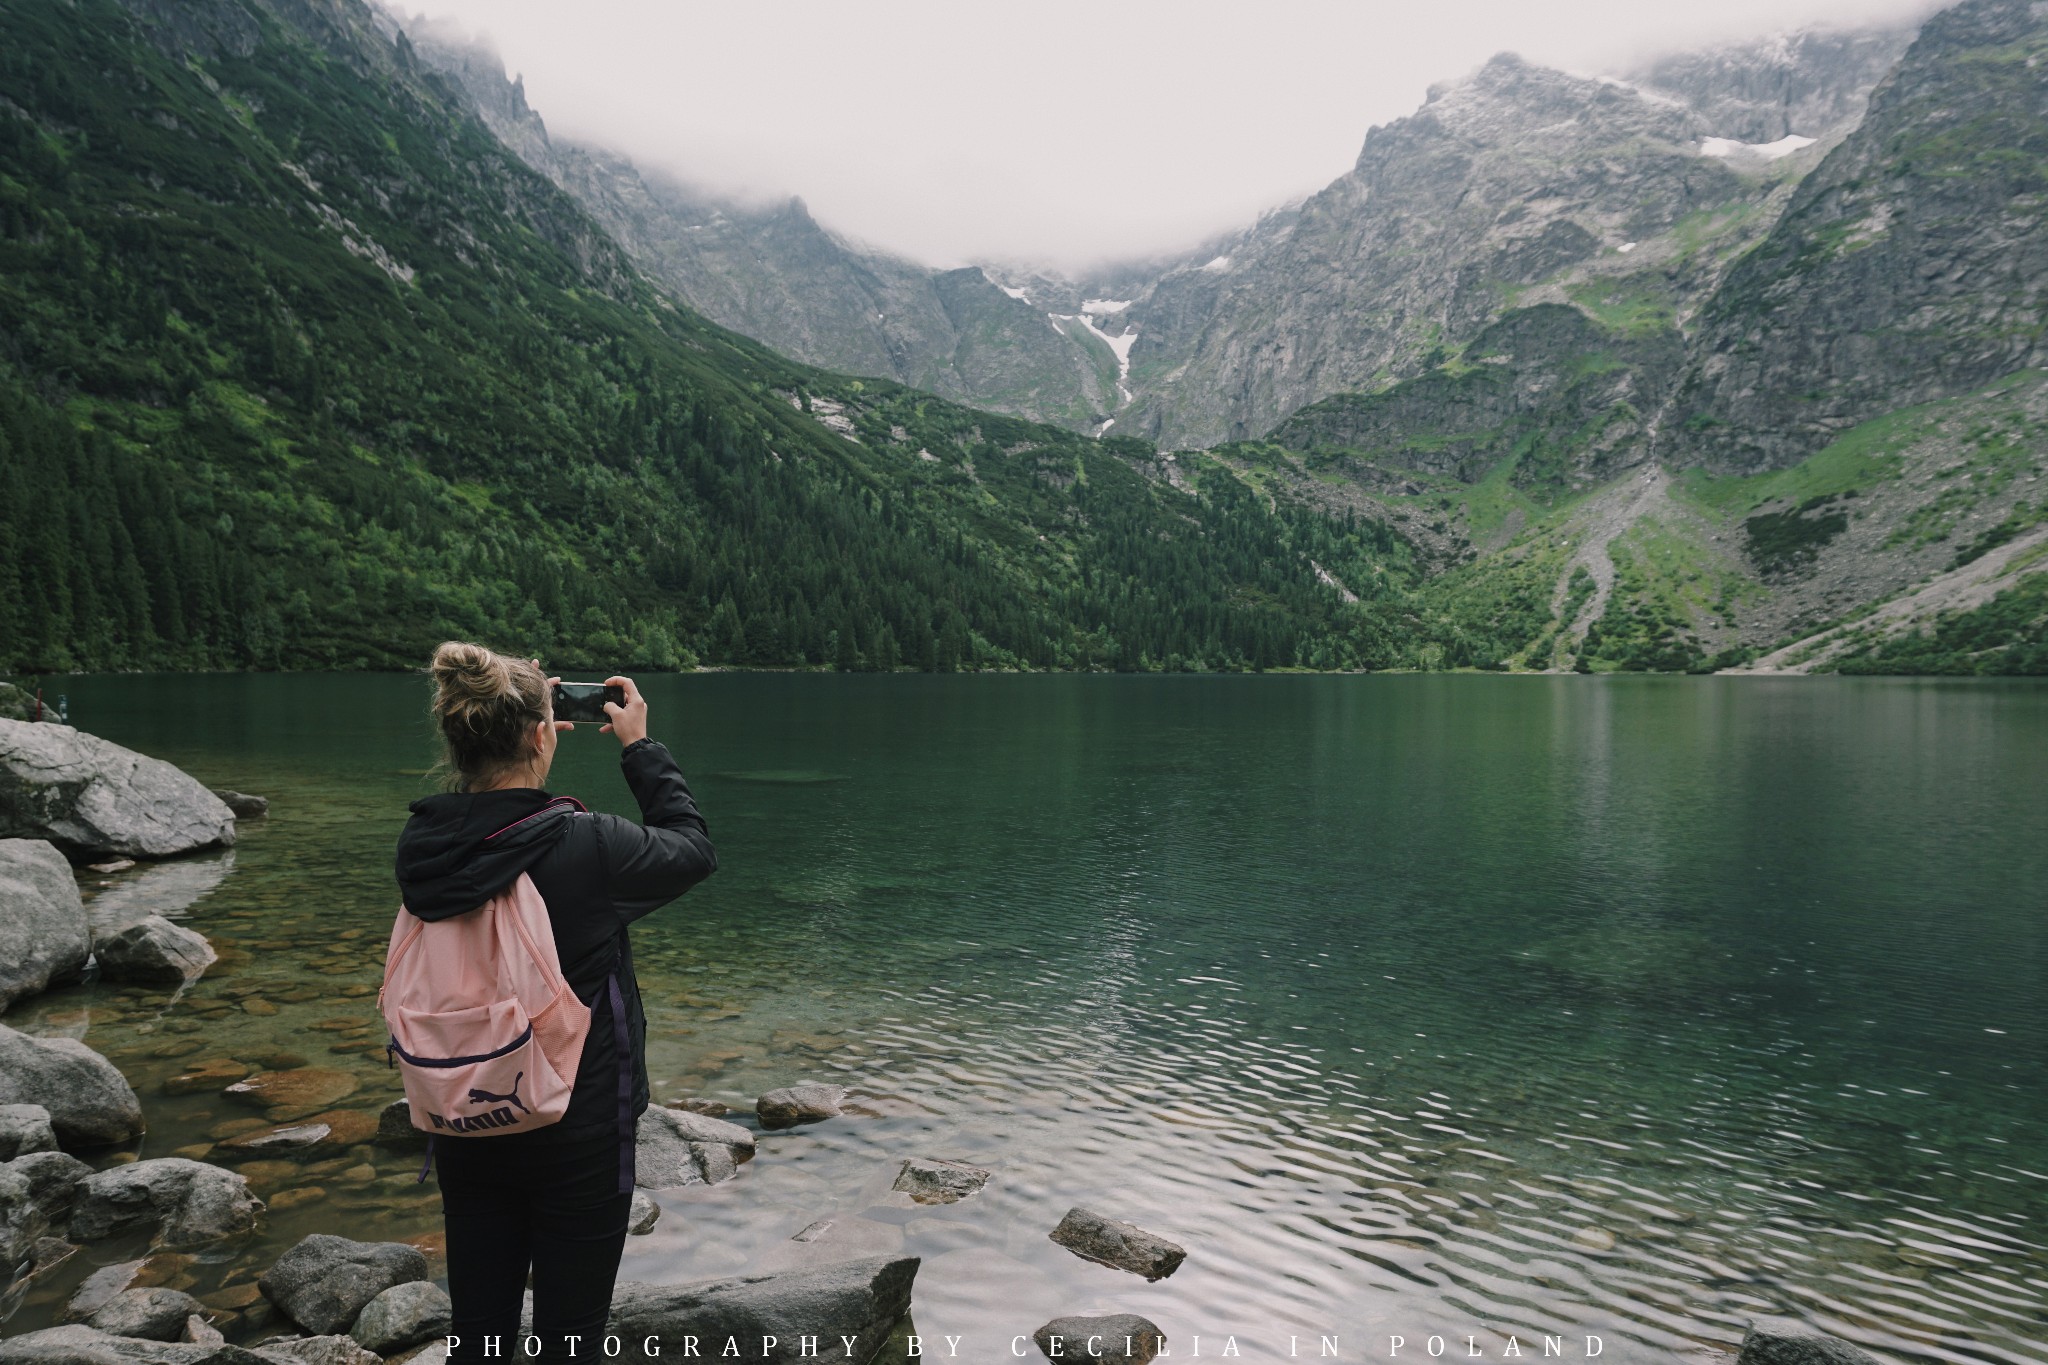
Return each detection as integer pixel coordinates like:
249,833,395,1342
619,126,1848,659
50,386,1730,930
4,674,2045,1363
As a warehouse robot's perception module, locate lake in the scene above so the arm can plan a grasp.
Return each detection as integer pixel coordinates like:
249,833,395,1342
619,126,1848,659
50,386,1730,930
5,674,2046,1364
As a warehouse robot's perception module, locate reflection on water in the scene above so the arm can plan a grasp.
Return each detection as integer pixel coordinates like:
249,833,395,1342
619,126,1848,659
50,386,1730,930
4,674,2046,1364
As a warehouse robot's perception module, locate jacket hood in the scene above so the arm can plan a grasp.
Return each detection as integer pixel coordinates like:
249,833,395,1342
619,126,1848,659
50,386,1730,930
394,788,578,920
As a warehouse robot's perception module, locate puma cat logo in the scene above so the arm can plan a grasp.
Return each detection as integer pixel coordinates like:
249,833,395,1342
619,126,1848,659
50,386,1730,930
467,1070,529,1114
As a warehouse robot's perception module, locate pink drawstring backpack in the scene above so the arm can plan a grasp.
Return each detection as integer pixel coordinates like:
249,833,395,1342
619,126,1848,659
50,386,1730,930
381,795,638,1192
380,872,589,1136
380,799,592,1139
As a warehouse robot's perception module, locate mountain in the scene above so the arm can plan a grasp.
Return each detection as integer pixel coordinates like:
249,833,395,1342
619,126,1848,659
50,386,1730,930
396,17,1125,433
0,0,1423,676
1668,0,2048,471
400,17,1917,461
1624,26,1918,145
1217,0,2047,675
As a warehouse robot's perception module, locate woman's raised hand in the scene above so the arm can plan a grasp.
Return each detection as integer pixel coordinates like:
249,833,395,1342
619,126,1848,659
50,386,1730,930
601,675,649,748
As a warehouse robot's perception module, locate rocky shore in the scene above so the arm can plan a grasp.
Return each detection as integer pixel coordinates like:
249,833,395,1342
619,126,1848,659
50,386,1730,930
0,717,1897,1365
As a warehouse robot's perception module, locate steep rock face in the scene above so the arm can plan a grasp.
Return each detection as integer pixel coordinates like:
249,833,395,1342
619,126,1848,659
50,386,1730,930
1628,27,1919,144
1670,0,2048,472
1267,305,1685,492
401,22,1119,430
1115,55,1753,450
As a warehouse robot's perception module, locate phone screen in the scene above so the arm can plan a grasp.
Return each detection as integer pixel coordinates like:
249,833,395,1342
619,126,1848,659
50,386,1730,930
552,682,623,723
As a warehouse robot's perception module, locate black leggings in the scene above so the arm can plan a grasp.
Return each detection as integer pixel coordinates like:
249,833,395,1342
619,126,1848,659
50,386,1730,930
435,1127,633,1363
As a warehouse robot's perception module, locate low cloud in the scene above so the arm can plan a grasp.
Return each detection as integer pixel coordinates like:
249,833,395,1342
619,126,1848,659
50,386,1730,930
396,0,1943,269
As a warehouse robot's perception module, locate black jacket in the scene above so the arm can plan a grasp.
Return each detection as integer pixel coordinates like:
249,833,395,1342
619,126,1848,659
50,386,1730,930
392,737,716,1141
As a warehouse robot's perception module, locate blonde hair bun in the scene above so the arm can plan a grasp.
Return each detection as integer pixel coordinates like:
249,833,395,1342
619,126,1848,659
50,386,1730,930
427,641,549,787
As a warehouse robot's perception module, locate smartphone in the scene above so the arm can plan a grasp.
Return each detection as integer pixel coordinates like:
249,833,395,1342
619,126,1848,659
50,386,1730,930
552,682,625,724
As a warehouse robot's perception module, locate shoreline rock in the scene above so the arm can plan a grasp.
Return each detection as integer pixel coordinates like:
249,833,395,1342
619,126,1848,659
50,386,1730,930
71,1158,262,1249
86,1289,207,1342
259,1235,429,1337
607,1254,919,1364
755,1084,845,1130
0,1024,145,1148
347,1283,451,1355
634,1106,754,1189
0,839,91,1010
0,720,237,859
1048,1207,1186,1281
95,916,218,985
1737,1320,1885,1365
0,1103,61,1161
891,1157,990,1206
1033,1315,1166,1365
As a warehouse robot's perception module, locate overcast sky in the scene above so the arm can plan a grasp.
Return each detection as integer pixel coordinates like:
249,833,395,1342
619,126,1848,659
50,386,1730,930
395,0,1937,269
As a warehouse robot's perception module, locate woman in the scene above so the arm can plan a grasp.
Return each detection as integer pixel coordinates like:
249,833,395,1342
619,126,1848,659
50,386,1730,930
394,641,717,1361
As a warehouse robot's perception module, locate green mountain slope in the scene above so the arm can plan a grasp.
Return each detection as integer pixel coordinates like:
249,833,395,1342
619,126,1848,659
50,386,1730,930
0,0,1413,675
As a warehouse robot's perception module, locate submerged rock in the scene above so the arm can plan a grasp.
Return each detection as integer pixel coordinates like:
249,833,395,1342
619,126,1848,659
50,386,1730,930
0,720,237,859
606,1254,919,1364
634,1106,753,1189
0,839,90,1010
755,1084,845,1129
751,1216,905,1275
86,1287,207,1342
222,1069,358,1122
891,1157,990,1206
0,1102,60,1160
1737,1321,1884,1365
0,1024,145,1148
71,1158,262,1248
1048,1208,1186,1281
95,916,217,985
348,1282,451,1355
1033,1315,1167,1365
259,1234,429,1336
373,1101,428,1150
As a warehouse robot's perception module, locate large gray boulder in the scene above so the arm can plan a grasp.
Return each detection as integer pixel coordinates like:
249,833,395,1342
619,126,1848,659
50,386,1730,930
86,1288,207,1342
0,839,90,1009
635,1106,754,1189
71,1158,262,1248
0,1102,60,1160
1048,1208,1186,1281
1033,1315,1167,1365
607,1255,919,1364
259,1235,430,1336
347,1282,451,1355
0,1325,266,1365
0,1024,145,1147
94,916,217,984
1737,1321,1885,1365
0,720,237,859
